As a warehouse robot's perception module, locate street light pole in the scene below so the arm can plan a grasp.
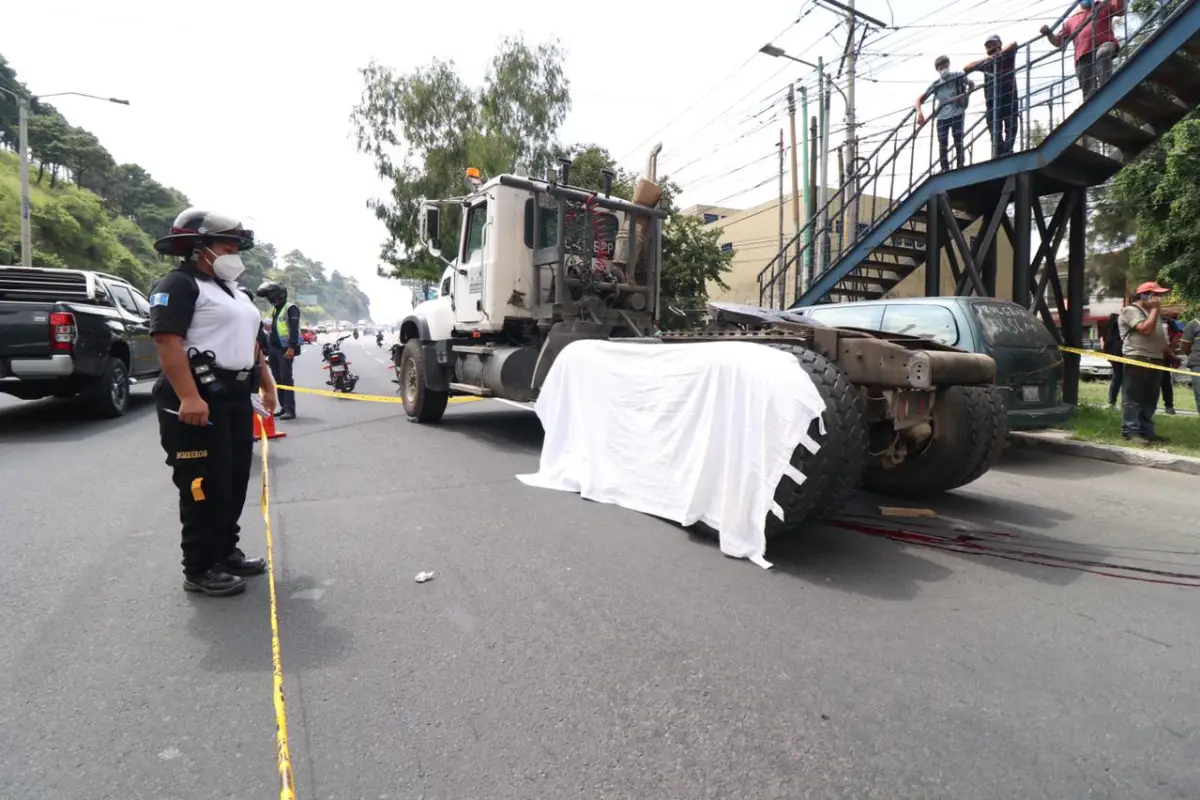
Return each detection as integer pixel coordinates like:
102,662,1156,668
1,89,130,268
16,95,30,267
0,87,32,267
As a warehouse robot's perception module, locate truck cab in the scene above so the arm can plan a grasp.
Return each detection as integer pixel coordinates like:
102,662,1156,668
392,162,668,420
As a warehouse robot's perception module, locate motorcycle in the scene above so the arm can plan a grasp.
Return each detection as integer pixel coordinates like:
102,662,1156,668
321,333,359,393
376,332,384,348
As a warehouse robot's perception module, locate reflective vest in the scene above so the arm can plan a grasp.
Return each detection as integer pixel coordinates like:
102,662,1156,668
272,304,298,346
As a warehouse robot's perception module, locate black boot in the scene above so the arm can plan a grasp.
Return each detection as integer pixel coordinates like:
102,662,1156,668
225,547,267,576
279,409,296,420
183,567,246,597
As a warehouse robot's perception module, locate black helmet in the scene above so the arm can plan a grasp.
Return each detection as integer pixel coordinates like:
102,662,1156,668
154,208,254,257
237,286,256,303
256,281,287,305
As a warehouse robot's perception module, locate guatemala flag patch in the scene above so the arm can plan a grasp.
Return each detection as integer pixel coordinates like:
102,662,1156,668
149,292,169,307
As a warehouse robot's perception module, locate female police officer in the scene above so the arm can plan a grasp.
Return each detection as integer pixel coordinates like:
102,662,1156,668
149,208,277,597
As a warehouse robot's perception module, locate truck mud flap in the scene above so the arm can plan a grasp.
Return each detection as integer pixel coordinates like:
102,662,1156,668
531,321,613,391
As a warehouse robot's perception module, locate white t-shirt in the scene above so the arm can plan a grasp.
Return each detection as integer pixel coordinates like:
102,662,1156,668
148,267,261,370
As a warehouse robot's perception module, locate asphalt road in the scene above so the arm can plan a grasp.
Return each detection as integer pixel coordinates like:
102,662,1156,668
1,335,1197,800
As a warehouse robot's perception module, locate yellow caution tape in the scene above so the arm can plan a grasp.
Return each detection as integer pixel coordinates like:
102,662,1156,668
258,427,296,800
274,384,482,405
1058,346,1200,379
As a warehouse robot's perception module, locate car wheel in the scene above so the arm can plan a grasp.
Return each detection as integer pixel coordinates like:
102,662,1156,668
86,356,130,419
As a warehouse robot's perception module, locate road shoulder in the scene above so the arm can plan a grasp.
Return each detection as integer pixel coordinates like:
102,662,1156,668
1009,429,1200,475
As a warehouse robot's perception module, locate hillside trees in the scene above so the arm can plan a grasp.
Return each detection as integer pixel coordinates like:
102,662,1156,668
0,52,370,320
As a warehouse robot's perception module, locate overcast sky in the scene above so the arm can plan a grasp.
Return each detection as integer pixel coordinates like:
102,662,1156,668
4,0,1081,320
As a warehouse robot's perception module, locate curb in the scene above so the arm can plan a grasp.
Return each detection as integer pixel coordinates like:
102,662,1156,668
1008,431,1200,476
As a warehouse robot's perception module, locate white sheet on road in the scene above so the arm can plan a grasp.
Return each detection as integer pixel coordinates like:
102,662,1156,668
516,339,826,568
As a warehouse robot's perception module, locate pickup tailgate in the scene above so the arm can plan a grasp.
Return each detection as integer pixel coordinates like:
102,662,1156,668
0,266,93,362
0,300,54,360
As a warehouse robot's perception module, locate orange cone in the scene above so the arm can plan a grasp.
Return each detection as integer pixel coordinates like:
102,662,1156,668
253,410,287,440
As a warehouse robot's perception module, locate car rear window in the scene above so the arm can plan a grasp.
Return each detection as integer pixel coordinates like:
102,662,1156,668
805,304,885,331
972,301,1057,348
880,304,960,346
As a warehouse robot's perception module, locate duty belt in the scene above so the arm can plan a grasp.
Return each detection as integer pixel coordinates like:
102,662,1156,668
212,366,254,384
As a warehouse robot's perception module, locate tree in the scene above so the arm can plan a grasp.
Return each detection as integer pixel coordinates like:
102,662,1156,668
67,127,115,193
351,36,571,282
1111,114,1200,299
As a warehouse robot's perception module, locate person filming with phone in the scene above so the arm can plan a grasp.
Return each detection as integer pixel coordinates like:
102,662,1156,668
1118,281,1178,444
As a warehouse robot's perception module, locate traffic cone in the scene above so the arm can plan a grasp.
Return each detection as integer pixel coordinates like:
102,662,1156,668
253,410,287,440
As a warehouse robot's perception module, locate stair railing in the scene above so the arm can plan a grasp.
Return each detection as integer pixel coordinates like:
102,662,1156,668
756,0,1191,309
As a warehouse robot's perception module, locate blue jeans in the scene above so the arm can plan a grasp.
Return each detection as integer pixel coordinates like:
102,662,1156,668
937,114,965,171
1121,360,1161,439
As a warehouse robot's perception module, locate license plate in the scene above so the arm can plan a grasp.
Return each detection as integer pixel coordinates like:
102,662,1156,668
332,365,346,373
1021,385,1040,402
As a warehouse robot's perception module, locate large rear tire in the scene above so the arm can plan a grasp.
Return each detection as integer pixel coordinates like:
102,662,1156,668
400,339,448,423
863,384,1007,499
762,345,868,538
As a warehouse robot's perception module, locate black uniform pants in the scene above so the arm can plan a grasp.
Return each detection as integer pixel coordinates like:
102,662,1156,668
154,377,254,574
267,346,296,413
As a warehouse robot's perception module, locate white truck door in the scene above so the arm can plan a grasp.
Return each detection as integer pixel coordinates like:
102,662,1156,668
454,198,488,326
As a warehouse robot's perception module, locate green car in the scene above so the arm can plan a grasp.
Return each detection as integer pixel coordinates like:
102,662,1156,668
795,296,1071,431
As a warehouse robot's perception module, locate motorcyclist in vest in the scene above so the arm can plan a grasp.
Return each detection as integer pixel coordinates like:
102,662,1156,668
256,281,301,420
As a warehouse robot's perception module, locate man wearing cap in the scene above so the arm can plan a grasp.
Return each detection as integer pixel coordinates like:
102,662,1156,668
965,35,1019,157
1117,281,1177,444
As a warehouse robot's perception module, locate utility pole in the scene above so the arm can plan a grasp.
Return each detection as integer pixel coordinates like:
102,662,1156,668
808,116,818,292
799,86,811,294
817,58,830,276
844,0,858,247
813,0,886,257
786,84,801,296
778,128,785,308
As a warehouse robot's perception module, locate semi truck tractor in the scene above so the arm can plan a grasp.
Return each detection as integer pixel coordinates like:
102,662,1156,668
392,156,1006,536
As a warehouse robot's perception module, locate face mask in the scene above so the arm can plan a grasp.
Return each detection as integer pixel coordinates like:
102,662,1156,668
209,251,245,281
939,68,951,79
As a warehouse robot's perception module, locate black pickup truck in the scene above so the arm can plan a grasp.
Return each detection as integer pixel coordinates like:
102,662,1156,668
0,265,163,417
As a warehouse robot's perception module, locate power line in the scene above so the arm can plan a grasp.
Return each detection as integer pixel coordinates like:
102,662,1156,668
617,6,816,164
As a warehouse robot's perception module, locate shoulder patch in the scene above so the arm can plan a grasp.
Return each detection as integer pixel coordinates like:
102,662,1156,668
150,292,170,307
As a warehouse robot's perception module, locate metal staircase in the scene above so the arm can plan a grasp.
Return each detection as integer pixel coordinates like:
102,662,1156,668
756,0,1200,311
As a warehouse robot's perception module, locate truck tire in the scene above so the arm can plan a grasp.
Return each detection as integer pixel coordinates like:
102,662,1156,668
863,384,1007,499
85,356,130,419
400,339,448,423
762,345,868,538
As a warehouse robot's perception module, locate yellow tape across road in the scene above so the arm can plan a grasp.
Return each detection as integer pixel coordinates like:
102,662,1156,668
258,427,296,800
1059,346,1200,379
